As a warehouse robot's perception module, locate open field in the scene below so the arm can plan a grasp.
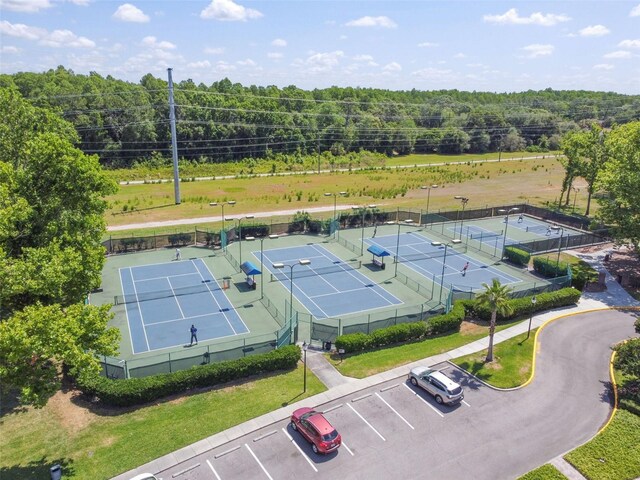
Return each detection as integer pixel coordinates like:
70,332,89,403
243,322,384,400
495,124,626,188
107,155,588,234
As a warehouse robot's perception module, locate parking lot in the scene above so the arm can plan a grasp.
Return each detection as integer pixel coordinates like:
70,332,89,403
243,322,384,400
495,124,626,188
155,363,502,480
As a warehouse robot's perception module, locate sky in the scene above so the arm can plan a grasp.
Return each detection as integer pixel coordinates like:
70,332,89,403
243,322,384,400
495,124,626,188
1,0,639,94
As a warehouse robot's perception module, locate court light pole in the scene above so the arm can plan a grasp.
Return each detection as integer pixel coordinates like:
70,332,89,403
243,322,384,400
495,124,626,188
554,226,565,270
394,217,402,277
526,296,537,339
232,215,254,267
421,184,439,217
498,207,519,259
324,192,347,237
247,234,279,299
272,259,311,337
454,196,469,239
209,200,236,233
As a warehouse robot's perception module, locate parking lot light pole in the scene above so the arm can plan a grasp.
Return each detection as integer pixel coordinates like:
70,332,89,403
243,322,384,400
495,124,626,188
273,259,311,338
498,207,519,259
302,341,308,393
527,296,537,339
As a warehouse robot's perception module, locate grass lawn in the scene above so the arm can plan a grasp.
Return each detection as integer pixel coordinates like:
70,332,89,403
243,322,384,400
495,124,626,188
326,319,523,378
451,330,536,388
518,464,567,480
106,156,571,232
0,365,326,480
564,408,640,480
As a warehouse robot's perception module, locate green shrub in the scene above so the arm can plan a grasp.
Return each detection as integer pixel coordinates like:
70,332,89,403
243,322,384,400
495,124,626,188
78,345,300,407
427,301,467,335
368,322,428,348
334,332,370,353
533,256,569,277
471,287,581,322
504,246,531,266
569,261,599,291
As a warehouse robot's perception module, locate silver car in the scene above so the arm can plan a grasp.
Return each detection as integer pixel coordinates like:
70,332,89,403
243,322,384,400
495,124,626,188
408,366,464,405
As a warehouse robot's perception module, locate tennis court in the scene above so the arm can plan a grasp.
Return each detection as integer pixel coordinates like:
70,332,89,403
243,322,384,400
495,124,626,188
367,231,520,292
259,244,403,319
119,258,249,354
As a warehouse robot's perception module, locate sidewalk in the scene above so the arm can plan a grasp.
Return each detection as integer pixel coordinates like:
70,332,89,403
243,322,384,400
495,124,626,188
113,255,639,480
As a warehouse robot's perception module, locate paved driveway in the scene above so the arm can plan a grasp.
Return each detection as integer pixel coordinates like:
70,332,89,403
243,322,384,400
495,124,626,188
148,310,637,480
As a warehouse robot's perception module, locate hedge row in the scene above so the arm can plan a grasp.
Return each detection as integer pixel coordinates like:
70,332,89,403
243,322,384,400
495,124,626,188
78,345,300,407
470,287,581,322
504,246,531,266
334,301,469,354
533,256,570,278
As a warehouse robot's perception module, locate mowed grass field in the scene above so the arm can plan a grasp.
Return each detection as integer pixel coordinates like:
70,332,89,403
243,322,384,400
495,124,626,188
107,154,584,233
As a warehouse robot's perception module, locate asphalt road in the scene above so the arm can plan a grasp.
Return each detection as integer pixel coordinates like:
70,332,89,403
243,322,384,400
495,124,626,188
153,310,637,480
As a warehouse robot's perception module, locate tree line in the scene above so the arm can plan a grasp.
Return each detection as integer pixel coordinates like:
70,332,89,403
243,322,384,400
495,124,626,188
1,66,639,168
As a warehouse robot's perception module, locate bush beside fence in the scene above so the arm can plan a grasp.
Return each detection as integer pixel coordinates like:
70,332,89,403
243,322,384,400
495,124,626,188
79,345,300,407
504,246,531,266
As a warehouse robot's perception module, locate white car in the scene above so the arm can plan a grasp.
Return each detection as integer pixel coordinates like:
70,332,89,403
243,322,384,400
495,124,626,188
408,366,464,405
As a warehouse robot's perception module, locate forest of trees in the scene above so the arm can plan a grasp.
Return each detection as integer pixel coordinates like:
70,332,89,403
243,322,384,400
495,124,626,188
1,66,639,169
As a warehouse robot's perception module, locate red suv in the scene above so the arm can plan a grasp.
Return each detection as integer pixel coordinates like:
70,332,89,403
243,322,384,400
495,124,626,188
290,407,341,454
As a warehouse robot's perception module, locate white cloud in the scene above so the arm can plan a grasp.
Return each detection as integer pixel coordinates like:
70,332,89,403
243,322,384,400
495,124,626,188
483,8,570,26
237,58,256,66
1,45,20,53
631,4,640,16
200,0,262,22
339,34,348,40
0,0,52,13
346,16,397,28
204,47,225,55
411,67,454,81
454,53,466,59
618,39,640,49
142,36,176,50
187,60,211,68
215,60,236,72
383,62,401,72
579,25,609,37
295,50,344,73
418,42,439,48
604,50,632,59
267,52,283,59
271,38,287,47
0,21,95,48
352,54,378,66
68,0,90,5
593,64,614,70
113,4,150,23
522,44,554,58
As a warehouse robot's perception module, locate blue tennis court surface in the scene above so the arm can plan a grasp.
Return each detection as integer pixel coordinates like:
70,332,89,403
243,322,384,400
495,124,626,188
119,258,249,354
367,232,520,289
259,244,402,319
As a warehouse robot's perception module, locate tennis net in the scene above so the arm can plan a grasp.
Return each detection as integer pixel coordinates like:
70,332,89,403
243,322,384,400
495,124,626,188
397,244,467,263
469,231,503,240
270,260,362,282
114,281,218,305
526,224,554,234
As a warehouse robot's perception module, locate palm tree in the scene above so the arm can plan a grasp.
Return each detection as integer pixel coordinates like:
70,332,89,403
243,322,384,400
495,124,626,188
475,279,513,362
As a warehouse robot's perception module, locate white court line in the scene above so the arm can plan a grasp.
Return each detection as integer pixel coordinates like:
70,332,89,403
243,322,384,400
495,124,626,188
462,399,471,407
206,459,222,480
281,427,318,473
375,392,414,430
193,259,239,335
127,267,151,351
245,443,274,480
346,402,386,441
402,383,444,418
135,271,199,283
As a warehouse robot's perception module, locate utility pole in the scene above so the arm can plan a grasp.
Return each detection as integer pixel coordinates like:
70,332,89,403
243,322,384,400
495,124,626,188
167,68,180,204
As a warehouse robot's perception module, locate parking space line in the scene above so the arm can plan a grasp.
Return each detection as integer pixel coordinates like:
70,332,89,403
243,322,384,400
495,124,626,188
375,392,415,430
281,427,318,473
323,403,343,413
171,463,200,477
380,383,400,393
253,430,278,442
341,440,355,456
214,445,241,458
352,393,372,402
402,383,444,418
462,399,471,407
206,459,222,480
346,402,386,441
245,443,274,480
